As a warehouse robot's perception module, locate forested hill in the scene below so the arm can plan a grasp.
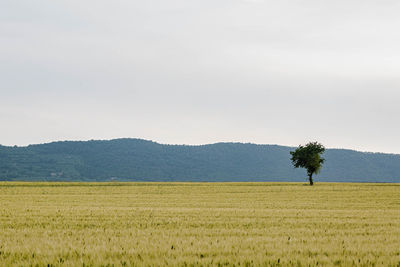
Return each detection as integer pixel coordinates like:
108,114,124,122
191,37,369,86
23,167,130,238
0,139,399,182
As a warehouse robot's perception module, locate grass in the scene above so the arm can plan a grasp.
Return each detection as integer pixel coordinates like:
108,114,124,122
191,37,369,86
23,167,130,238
0,182,399,266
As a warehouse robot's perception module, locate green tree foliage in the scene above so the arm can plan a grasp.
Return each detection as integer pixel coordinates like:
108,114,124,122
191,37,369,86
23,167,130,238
290,142,325,185
0,139,399,182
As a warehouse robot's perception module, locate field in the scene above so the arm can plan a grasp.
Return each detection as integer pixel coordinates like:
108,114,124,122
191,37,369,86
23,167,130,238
0,182,399,266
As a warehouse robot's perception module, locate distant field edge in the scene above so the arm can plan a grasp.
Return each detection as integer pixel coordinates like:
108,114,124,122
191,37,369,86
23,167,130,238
0,181,399,187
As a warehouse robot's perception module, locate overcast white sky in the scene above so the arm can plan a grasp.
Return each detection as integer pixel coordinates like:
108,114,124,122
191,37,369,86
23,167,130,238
1,0,400,153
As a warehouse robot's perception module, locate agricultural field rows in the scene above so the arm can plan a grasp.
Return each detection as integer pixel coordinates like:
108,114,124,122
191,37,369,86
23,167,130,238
0,182,399,266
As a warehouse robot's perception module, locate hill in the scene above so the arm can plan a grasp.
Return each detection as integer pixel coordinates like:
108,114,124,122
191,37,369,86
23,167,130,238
0,139,399,182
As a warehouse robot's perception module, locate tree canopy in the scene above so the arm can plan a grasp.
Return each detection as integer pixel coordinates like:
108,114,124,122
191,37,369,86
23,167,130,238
1,139,399,182
290,142,325,185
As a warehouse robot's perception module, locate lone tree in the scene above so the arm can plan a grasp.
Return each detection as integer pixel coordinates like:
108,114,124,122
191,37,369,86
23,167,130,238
290,142,325,185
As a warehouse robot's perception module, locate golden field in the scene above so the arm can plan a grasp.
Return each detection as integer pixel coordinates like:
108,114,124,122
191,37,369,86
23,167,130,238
0,182,399,266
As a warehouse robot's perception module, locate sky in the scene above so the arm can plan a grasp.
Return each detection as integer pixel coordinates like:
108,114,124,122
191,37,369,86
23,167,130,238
1,0,400,153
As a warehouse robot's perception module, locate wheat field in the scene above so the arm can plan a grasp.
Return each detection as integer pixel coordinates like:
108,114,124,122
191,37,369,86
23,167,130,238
0,182,399,266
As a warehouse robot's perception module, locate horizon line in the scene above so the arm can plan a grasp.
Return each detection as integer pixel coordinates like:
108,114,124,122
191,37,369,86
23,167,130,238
1,137,399,156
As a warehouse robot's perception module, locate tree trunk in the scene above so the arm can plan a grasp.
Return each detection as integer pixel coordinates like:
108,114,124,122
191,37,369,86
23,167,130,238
309,173,314,186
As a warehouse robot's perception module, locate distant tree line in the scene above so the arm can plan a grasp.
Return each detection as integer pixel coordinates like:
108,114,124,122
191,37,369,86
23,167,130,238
0,139,399,182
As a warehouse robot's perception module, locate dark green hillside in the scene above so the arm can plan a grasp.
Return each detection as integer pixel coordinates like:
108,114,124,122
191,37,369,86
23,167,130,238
0,139,399,182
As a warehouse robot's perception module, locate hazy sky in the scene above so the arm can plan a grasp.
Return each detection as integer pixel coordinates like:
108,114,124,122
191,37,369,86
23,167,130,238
1,0,400,153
